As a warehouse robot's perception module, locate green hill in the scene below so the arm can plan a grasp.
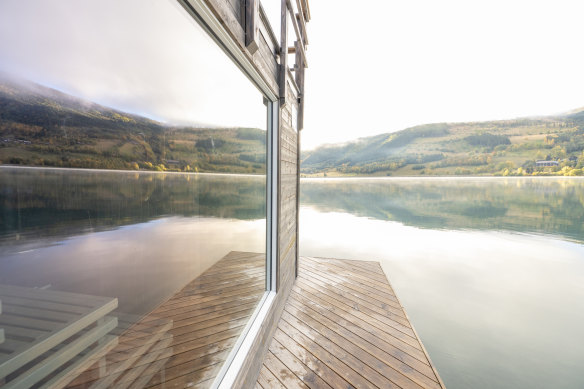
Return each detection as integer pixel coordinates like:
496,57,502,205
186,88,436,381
302,112,584,177
0,74,266,173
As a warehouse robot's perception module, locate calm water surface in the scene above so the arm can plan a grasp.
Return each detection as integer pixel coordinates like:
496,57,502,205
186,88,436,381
300,177,584,389
1,168,583,388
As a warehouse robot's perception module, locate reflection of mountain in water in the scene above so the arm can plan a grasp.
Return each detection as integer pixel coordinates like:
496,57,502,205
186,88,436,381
0,167,266,244
301,178,584,243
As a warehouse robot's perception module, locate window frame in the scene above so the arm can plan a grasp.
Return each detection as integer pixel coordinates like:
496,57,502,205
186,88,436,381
177,0,280,386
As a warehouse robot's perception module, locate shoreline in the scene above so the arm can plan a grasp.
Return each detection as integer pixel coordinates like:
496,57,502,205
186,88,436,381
299,175,584,181
0,164,265,178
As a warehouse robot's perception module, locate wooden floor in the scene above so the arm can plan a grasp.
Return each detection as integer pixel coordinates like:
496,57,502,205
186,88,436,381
257,256,446,389
65,251,265,389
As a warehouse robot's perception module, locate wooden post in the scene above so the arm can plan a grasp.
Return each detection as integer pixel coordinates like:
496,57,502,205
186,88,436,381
279,0,288,107
294,40,305,131
294,40,303,278
245,0,259,53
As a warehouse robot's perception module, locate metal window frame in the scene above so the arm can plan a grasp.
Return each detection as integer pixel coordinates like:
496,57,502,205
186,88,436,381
177,0,279,387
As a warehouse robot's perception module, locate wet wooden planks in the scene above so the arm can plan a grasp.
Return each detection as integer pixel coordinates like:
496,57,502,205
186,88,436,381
65,251,265,389
257,256,446,389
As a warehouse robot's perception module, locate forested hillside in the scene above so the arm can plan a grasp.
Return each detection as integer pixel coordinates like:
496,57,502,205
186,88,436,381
0,74,266,173
302,112,584,176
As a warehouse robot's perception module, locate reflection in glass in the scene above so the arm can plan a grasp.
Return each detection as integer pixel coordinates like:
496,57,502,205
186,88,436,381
0,0,267,387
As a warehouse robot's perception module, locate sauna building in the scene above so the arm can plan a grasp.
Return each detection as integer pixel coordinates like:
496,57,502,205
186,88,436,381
0,0,445,388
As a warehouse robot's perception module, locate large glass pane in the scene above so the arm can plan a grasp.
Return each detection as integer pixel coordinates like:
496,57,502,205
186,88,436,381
0,0,267,387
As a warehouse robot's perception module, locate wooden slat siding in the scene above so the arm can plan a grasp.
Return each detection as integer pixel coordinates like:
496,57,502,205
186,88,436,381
257,30,279,81
257,257,447,389
63,251,265,389
279,69,299,292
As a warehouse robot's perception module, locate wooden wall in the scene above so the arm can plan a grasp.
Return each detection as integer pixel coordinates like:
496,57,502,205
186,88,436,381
184,0,302,387
278,78,299,292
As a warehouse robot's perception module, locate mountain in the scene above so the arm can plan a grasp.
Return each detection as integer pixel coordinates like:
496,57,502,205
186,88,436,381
0,74,266,173
302,111,584,177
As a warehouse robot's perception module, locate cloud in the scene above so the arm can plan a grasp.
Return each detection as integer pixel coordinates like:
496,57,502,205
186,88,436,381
0,0,266,129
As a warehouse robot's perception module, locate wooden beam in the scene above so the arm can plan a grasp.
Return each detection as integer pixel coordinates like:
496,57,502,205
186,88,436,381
294,40,305,131
245,0,260,53
294,0,309,44
279,0,288,106
285,0,308,67
296,13,308,45
301,0,311,21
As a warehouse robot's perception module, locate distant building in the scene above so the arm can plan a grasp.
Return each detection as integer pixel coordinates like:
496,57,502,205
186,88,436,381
536,160,559,167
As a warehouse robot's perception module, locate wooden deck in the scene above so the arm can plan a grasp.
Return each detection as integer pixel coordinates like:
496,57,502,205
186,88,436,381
257,256,446,389
64,251,265,389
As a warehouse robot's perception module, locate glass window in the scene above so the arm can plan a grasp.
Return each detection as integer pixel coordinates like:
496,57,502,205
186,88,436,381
0,0,268,387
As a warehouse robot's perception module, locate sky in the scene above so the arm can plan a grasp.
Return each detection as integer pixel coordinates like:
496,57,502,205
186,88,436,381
0,0,266,130
1,1,583,148
301,0,584,149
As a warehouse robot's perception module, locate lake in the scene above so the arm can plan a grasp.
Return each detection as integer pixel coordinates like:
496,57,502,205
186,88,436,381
300,177,584,389
1,168,583,388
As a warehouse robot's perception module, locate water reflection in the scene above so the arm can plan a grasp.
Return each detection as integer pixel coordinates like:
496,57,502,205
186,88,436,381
1,167,266,246
301,177,584,243
0,167,266,387
300,177,584,389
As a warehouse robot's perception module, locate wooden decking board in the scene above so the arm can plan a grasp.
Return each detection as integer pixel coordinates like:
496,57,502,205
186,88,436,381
153,283,264,313
302,257,389,283
298,261,403,310
279,313,398,389
293,280,420,347
141,341,235,387
301,257,390,286
258,364,288,389
283,305,427,389
272,329,352,389
146,362,223,389
299,260,400,306
269,338,334,389
179,271,264,291
301,257,397,298
169,306,256,337
59,251,265,389
168,301,259,330
257,257,446,389
298,270,410,325
145,288,257,321
297,261,402,308
145,295,261,323
172,279,264,300
263,350,310,389
295,275,415,337
285,299,440,389
288,291,429,364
